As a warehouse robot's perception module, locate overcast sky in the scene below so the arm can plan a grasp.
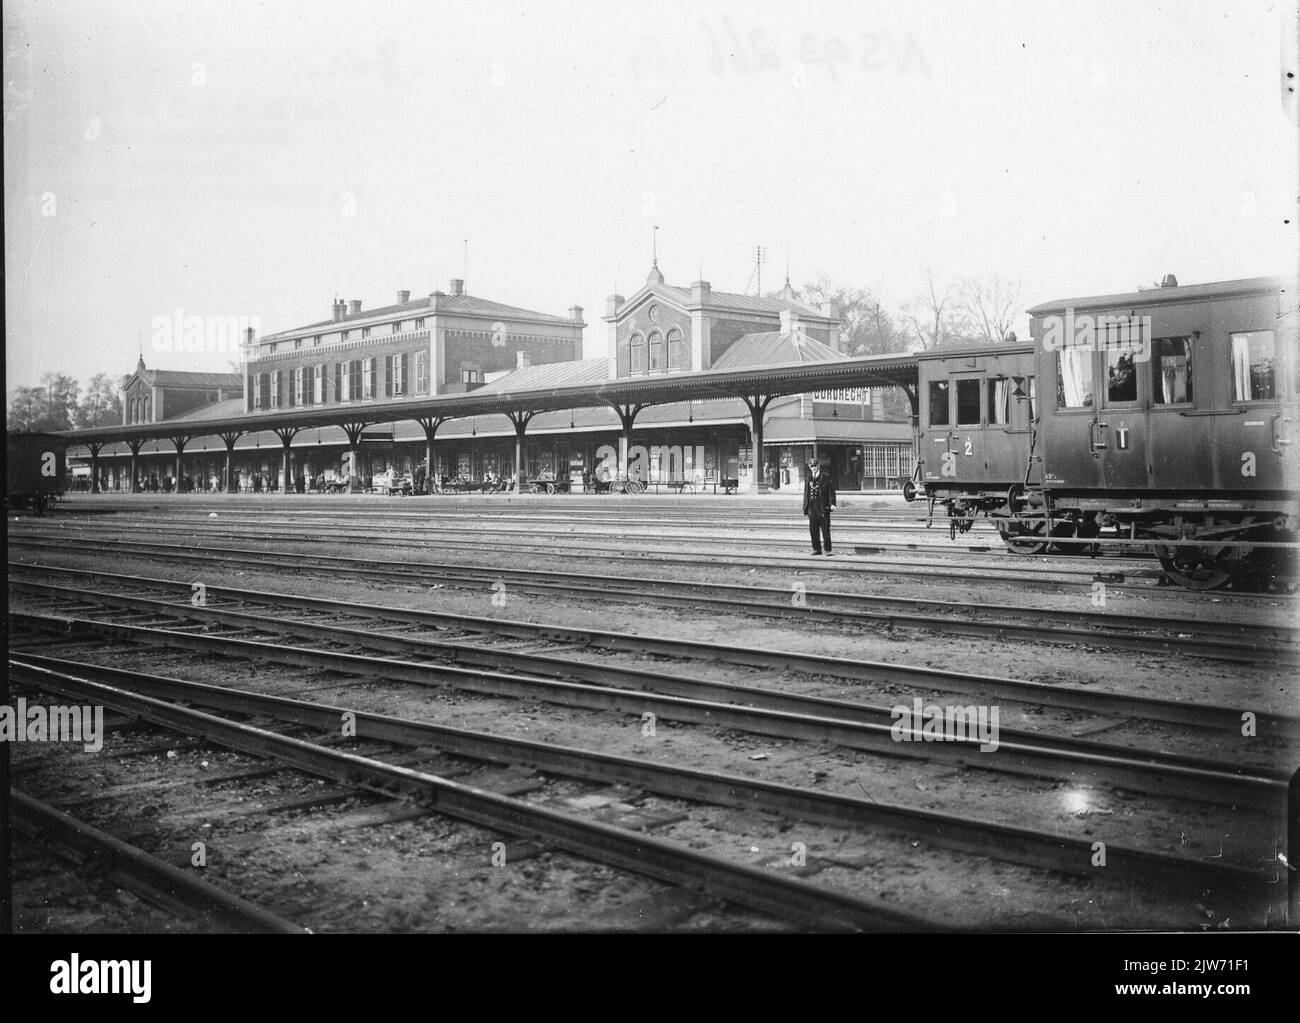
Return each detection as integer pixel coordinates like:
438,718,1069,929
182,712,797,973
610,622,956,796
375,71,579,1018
5,0,1297,389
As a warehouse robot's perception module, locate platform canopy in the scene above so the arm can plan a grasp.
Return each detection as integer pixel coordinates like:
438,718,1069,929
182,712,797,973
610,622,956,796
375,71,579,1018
61,352,920,448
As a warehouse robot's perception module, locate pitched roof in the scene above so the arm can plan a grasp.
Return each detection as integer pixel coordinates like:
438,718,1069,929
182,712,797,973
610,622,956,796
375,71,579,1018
709,330,843,371
473,359,609,395
263,291,578,340
640,282,825,318
164,397,247,422
136,370,243,389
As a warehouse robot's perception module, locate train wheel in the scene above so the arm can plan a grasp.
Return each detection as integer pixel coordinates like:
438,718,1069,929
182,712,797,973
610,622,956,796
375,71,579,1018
1154,543,1242,591
1048,519,1084,554
998,521,1048,555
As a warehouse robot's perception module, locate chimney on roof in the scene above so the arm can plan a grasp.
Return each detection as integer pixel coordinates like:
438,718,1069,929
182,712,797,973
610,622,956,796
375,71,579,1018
570,305,583,322
349,299,362,315
606,293,625,317
516,351,531,370
690,279,711,306
780,308,800,334
820,300,837,319
332,299,344,322
397,289,410,304
1160,273,1179,288
244,326,256,347
449,279,464,296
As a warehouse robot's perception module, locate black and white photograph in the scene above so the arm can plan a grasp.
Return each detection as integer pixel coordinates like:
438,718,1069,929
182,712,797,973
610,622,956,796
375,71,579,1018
3,0,1298,992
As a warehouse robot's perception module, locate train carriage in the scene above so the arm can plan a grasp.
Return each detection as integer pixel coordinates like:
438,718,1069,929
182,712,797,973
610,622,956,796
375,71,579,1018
1030,275,1298,588
7,431,68,515
912,342,1043,547
908,274,1299,589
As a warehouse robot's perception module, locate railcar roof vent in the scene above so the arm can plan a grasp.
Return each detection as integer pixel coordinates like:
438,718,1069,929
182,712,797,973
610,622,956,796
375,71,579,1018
1160,273,1178,288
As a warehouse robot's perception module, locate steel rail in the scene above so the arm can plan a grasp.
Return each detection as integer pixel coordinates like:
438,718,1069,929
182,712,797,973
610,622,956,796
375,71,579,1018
10,611,1287,810
8,539,1292,664
9,653,1273,896
9,529,1142,592
19,576,1292,764
13,563,1296,740
16,523,1240,639
10,789,309,934
8,659,931,932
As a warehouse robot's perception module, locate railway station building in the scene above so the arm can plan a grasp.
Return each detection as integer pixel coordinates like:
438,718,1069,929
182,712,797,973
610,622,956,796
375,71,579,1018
72,267,915,494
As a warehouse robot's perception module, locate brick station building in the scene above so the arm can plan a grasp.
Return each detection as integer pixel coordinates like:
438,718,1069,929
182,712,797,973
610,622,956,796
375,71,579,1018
77,267,914,494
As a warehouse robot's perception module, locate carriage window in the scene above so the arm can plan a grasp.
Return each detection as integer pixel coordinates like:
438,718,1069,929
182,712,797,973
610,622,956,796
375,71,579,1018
956,379,982,426
1056,349,1094,408
1152,337,1193,405
928,381,950,426
1230,331,1275,401
988,378,1011,425
1104,339,1138,404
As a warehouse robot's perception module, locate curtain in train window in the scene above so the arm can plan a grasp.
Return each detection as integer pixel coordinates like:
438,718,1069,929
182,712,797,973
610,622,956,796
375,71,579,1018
1056,349,1093,408
988,378,1011,425
956,379,982,425
1152,337,1192,404
1230,331,1275,401
928,381,950,426
1103,333,1138,403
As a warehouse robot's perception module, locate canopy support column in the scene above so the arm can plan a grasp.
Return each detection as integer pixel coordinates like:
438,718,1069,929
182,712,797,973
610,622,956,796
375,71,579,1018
738,393,776,493
341,422,370,492
505,410,538,494
219,431,243,494
273,427,300,494
127,440,144,493
86,442,103,494
417,416,446,492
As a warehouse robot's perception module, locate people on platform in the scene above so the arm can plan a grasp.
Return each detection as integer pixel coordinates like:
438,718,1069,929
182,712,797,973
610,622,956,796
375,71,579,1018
802,457,836,556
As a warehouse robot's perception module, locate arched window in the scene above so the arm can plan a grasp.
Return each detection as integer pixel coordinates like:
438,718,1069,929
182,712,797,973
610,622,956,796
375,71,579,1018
648,331,664,372
630,332,647,374
667,329,685,370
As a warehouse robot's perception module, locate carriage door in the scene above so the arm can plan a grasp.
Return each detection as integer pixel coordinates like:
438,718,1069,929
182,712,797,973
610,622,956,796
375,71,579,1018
1096,319,1148,491
952,374,984,481
1042,335,1105,491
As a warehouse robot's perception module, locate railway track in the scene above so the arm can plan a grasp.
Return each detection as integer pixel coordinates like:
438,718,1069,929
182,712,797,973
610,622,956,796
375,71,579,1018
12,564,1297,741
10,654,1275,903
10,789,309,934
9,657,942,932
24,513,1300,600
9,602,1289,810
10,538,1296,664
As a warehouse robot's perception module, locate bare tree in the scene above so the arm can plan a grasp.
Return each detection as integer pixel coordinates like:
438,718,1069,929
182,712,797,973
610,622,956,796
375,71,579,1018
900,271,976,350
799,278,907,357
957,274,1022,344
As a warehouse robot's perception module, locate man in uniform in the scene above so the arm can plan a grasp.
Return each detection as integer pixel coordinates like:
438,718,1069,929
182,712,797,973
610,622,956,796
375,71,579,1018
802,457,836,555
